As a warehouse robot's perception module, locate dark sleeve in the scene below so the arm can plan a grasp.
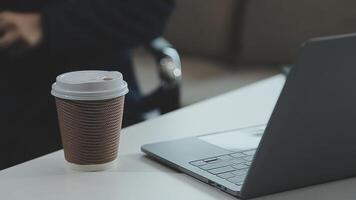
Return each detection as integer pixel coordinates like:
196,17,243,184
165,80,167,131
41,0,174,62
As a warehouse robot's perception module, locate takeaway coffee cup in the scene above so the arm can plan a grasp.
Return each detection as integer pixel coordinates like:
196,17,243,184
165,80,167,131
51,70,128,171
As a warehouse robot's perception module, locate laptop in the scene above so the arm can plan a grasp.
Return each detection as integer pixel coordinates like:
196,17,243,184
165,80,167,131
141,33,356,199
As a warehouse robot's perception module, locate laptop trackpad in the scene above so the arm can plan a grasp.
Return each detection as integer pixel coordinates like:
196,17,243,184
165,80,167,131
197,125,265,152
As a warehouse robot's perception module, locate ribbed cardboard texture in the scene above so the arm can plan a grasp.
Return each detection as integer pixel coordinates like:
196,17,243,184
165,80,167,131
55,96,124,165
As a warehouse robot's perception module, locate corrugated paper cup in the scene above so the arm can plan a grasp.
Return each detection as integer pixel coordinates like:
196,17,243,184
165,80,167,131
51,70,128,171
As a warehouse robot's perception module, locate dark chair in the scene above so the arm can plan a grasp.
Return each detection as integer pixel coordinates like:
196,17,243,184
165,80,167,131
123,37,182,126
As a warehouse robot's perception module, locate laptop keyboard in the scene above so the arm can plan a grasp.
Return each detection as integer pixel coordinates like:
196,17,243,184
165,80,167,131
189,149,256,186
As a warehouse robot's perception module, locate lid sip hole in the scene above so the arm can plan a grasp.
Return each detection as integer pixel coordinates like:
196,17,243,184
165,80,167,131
103,77,113,81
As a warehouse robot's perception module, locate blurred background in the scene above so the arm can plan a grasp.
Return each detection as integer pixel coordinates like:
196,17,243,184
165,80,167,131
2,0,356,169
133,0,356,107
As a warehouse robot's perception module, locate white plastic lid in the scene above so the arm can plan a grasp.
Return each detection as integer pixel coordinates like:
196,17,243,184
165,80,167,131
51,70,129,101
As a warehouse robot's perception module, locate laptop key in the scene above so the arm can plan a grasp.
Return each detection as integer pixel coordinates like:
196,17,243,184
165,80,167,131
199,160,229,170
243,150,256,156
243,156,254,162
230,152,245,158
203,157,218,163
232,163,249,170
199,164,217,170
208,166,235,175
227,175,247,184
230,158,246,164
217,172,236,179
199,158,244,170
217,155,233,160
232,170,247,176
236,182,244,186
190,160,206,166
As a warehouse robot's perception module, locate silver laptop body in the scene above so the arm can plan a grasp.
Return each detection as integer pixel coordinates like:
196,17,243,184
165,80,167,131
141,33,356,199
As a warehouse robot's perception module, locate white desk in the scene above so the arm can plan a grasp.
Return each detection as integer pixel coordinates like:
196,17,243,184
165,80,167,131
1,75,356,200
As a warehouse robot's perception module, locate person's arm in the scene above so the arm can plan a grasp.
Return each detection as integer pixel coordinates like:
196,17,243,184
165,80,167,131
0,12,42,52
41,0,175,62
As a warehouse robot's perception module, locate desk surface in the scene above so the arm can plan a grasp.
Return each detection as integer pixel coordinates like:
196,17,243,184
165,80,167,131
1,75,356,200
